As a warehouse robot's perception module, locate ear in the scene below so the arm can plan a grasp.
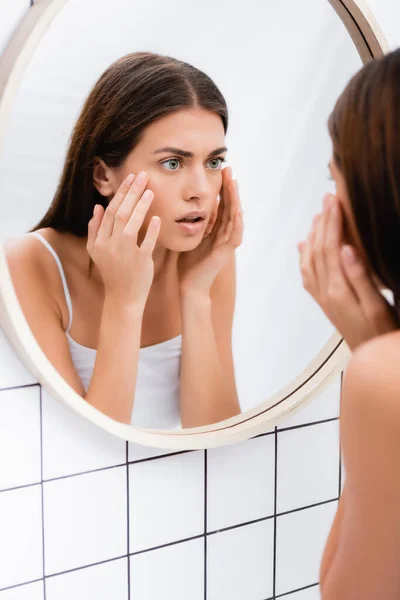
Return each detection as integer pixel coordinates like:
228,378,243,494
93,158,116,198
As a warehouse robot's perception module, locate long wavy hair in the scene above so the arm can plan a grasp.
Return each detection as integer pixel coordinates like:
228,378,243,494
328,48,400,312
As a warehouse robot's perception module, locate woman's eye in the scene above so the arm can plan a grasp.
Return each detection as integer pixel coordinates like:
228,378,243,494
161,158,181,171
160,157,226,171
207,158,225,170
327,172,334,181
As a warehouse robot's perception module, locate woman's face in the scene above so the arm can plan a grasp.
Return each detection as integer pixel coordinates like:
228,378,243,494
113,107,227,252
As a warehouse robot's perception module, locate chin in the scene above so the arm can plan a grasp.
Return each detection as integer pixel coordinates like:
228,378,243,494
164,235,204,253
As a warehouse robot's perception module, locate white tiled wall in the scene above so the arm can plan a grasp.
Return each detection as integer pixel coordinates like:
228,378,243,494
0,329,341,599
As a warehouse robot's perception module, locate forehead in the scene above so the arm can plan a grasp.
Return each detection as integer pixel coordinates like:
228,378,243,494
139,108,225,150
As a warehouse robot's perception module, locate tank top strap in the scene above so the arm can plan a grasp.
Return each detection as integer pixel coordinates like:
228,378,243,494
30,231,73,333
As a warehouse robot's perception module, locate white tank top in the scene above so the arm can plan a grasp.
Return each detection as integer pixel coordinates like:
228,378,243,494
30,231,182,430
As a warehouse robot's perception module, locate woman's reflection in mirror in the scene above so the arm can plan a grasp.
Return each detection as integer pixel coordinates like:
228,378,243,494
5,52,243,429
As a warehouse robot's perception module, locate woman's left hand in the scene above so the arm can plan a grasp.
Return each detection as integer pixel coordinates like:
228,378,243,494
178,166,244,296
297,193,399,352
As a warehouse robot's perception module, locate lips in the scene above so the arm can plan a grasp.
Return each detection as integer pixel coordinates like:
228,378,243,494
175,210,207,223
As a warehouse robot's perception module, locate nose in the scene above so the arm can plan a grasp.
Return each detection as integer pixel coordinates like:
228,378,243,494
182,165,211,202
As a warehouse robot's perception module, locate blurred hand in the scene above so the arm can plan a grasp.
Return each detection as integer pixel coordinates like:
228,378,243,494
297,193,399,351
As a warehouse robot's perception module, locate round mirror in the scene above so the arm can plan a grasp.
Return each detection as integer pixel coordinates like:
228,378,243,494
0,0,387,447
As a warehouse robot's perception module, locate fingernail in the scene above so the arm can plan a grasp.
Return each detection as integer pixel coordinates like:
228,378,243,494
342,245,356,264
136,171,147,184
126,173,135,185
323,194,332,210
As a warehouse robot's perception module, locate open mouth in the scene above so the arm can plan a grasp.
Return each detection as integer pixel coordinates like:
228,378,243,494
176,217,204,223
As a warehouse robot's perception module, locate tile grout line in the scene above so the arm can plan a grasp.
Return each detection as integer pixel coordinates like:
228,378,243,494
126,442,131,600
278,416,339,433
275,581,319,598
44,555,128,580
0,382,39,393
276,497,339,518
0,450,193,493
204,451,208,600
39,385,47,599
0,578,44,594
272,426,278,599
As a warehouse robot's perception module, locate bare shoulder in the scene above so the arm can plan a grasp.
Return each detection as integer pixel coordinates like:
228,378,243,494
4,229,64,324
343,330,400,427
5,228,63,273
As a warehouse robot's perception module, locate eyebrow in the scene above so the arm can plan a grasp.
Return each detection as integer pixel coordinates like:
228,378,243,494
153,146,228,158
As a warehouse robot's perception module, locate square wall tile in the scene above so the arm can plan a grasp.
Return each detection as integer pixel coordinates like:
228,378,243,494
277,420,340,513
130,538,204,600
0,330,37,389
278,376,341,429
0,581,44,600
283,585,320,599
207,519,274,600
41,388,125,480
43,466,127,575
0,386,41,490
276,501,337,595
0,485,43,589
207,435,275,531
46,557,128,600
129,451,204,553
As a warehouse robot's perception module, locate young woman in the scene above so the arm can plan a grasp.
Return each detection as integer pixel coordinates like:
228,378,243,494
298,48,400,599
5,52,243,430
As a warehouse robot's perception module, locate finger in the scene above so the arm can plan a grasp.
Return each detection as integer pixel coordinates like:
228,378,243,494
124,189,154,237
211,188,226,240
96,173,135,241
223,170,238,240
229,209,244,247
205,196,220,235
313,194,332,289
297,240,306,253
323,198,348,294
87,204,104,254
140,216,161,255
112,171,149,237
220,169,232,234
299,213,321,286
226,175,240,239
341,245,386,317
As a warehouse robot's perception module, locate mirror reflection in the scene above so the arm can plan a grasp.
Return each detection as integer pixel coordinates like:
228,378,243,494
0,0,363,429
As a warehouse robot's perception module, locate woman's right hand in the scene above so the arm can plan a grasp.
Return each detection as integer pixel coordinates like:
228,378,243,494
298,193,399,352
86,171,160,308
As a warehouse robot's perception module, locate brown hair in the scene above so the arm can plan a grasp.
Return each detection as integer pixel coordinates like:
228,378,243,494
29,51,228,271
328,48,400,301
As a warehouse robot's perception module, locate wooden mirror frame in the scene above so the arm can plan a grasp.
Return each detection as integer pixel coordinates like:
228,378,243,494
0,0,390,449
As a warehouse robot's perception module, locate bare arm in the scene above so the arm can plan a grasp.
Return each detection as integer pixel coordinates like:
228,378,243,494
6,171,159,424
320,332,400,600
6,238,144,424
179,255,241,428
